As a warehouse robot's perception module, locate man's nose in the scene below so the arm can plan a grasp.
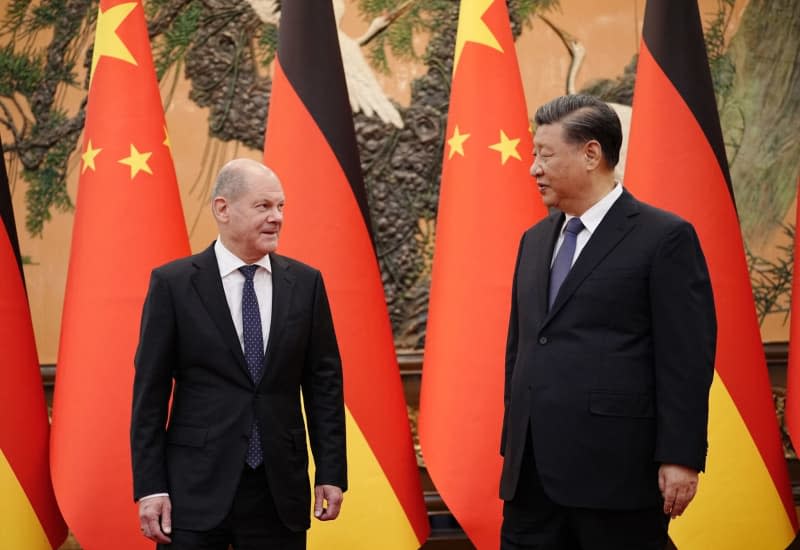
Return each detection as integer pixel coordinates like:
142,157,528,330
530,159,542,177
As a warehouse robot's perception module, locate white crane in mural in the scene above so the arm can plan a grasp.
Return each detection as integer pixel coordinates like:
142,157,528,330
246,0,407,128
246,0,279,24
538,14,632,180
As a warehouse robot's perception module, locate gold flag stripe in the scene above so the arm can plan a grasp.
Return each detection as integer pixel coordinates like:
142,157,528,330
0,449,52,549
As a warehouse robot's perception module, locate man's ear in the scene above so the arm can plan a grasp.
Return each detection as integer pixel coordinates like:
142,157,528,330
212,196,228,223
583,140,603,170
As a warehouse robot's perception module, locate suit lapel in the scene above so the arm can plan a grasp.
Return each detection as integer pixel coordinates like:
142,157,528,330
191,244,249,376
544,190,640,324
263,253,295,378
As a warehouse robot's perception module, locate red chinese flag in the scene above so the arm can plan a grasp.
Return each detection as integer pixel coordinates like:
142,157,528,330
625,0,797,547
263,1,429,548
418,1,546,548
0,138,67,549
49,2,190,548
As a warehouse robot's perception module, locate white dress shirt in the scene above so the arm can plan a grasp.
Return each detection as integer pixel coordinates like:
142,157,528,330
214,238,272,352
551,183,624,267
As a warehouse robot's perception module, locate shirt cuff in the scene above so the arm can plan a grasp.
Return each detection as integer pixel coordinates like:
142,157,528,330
138,493,169,502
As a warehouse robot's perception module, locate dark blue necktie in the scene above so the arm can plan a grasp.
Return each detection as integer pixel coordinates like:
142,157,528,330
239,265,264,468
548,217,584,308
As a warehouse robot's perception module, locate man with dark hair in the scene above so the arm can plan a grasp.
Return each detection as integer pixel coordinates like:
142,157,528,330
500,94,716,549
131,158,346,549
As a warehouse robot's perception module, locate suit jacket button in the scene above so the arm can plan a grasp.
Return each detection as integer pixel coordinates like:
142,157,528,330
539,336,548,345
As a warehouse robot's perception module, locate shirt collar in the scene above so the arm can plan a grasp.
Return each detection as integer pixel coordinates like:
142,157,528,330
214,238,272,278
563,182,623,235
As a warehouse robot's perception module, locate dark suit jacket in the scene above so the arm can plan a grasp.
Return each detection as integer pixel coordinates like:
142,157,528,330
500,189,716,510
131,243,346,532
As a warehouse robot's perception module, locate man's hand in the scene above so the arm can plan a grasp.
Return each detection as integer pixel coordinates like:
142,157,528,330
658,464,699,518
139,495,173,543
314,484,343,521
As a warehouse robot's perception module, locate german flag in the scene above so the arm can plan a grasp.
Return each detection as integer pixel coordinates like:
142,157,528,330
49,1,190,548
625,0,798,547
263,1,429,548
418,1,546,548
0,139,67,549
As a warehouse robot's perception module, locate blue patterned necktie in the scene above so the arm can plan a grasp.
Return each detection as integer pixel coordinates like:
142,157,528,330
548,217,584,308
239,265,264,468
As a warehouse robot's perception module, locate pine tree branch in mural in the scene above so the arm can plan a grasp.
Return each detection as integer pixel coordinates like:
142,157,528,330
747,224,795,326
0,0,93,237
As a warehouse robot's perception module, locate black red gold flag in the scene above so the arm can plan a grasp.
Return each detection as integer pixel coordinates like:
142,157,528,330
263,1,429,547
0,137,67,549
625,0,797,547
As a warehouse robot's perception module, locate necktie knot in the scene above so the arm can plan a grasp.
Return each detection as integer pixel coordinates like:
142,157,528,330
239,265,258,280
564,217,584,235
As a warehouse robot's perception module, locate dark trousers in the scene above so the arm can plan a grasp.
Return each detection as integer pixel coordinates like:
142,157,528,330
158,465,306,550
501,438,669,550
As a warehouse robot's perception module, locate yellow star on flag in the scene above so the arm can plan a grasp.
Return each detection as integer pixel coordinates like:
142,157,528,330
81,140,102,174
90,2,139,83
489,130,522,165
447,125,471,160
163,126,172,152
118,144,153,179
453,0,503,73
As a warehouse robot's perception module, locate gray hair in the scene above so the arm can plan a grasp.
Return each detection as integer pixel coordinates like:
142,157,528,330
211,159,275,202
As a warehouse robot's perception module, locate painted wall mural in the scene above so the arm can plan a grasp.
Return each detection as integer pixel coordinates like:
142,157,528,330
1,0,798,363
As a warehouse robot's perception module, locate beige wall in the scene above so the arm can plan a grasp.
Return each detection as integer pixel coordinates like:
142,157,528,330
1,0,758,364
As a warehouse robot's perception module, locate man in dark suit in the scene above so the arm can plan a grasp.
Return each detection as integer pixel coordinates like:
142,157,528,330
131,158,346,549
500,95,716,549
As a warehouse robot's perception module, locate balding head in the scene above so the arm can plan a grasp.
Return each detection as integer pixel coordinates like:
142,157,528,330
211,159,285,263
211,158,280,203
